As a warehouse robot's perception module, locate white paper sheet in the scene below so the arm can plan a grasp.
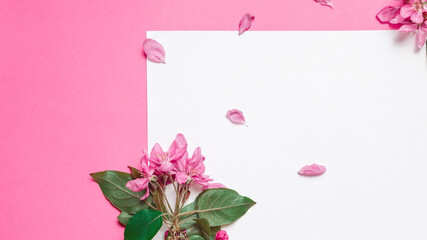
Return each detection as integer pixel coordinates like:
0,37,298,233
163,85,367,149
147,31,427,240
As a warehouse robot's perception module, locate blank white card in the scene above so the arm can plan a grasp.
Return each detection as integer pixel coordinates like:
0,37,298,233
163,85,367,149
147,31,427,240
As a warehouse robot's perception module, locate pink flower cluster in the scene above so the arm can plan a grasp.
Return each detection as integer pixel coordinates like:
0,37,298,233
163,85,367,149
126,134,225,200
377,0,427,48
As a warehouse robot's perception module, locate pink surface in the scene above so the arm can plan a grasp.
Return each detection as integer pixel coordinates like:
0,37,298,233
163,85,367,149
0,0,394,239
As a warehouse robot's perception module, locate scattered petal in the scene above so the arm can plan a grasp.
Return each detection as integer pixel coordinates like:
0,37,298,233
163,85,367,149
376,6,400,23
143,39,166,63
226,109,247,125
314,0,334,9
298,164,326,176
238,13,255,35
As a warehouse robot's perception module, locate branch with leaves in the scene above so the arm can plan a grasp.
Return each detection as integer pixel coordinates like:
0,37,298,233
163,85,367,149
91,134,255,240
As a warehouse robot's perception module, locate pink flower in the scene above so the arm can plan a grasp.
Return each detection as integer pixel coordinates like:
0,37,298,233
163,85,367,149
399,23,427,48
174,147,215,187
126,151,156,200
377,6,401,23
215,230,229,240
150,134,188,173
400,0,427,24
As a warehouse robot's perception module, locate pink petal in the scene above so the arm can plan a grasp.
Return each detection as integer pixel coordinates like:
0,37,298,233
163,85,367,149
175,151,188,172
226,109,247,125
140,187,150,200
176,172,189,184
140,150,150,170
159,161,174,172
238,13,255,35
377,6,400,23
150,143,164,164
143,39,166,64
168,133,188,161
314,0,334,8
298,164,327,176
416,27,427,49
410,10,424,24
399,24,418,33
203,183,226,190
400,4,415,18
126,178,150,192
390,14,409,24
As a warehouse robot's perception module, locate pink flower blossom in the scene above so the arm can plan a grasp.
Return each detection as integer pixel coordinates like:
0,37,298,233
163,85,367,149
215,230,229,240
174,147,215,187
150,134,188,173
126,151,156,200
400,0,427,24
399,23,427,48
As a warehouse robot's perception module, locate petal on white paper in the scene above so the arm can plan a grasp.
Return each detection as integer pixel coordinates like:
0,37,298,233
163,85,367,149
298,164,327,176
143,39,166,63
226,109,247,125
238,13,255,35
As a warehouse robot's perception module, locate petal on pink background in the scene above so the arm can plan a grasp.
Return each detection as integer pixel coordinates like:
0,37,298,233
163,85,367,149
143,39,166,63
314,0,334,9
298,164,326,176
376,6,400,23
238,13,255,35
226,109,247,125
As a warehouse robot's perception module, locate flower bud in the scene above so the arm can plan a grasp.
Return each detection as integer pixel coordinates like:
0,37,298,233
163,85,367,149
215,230,229,240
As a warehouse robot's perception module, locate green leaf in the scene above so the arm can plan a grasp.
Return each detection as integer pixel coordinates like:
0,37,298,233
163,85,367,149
181,202,196,213
118,212,133,226
194,218,211,239
90,170,152,214
124,209,163,240
188,236,205,240
128,166,142,178
196,188,256,227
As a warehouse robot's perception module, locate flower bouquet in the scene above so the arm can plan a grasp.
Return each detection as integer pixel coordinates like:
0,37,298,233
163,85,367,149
377,0,427,49
91,134,255,240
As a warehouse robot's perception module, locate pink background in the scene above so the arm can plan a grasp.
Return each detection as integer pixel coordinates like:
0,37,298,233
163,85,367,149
0,0,394,239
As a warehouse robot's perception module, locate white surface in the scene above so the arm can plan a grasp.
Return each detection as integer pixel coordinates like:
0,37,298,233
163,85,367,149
147,31,427,240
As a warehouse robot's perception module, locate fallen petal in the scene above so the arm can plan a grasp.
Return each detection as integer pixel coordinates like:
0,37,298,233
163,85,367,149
226,109,247,125
314,0,334,8
298,164,326,176
143,39,166,63
238,13,255,35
